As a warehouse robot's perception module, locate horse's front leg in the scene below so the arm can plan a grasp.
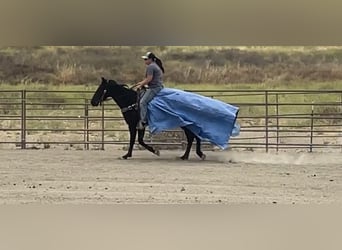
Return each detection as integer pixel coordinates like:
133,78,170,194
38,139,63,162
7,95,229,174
137,129,160,156
122,125,137,159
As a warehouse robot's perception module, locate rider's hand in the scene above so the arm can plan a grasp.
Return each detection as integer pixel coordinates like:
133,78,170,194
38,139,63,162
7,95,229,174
132,83,140,90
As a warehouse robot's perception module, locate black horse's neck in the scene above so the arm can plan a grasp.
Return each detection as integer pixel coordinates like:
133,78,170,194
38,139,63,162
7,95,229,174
106,82,137,109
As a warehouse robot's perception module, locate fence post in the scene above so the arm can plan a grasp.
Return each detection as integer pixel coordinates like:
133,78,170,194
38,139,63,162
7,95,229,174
101,102,105,150
265,91,269,152
84,99,89,150
21,90,26,149
309,102,314,153
276,93,279,152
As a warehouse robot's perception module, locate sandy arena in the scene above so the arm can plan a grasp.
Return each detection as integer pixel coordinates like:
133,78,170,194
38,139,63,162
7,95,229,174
1,148,341,204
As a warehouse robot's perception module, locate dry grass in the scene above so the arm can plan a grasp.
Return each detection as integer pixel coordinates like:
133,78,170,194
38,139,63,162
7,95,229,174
2,46,342,85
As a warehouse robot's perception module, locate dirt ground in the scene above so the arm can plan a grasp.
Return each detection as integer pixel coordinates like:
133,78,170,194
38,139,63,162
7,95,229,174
1,148,341,204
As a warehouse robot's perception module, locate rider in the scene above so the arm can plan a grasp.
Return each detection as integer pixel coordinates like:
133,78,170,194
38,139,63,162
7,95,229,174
135,52,164,130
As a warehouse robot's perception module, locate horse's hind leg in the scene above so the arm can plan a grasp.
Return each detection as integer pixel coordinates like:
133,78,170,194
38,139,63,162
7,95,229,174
195,136,206,160
137,129,160,156
180,127,195,160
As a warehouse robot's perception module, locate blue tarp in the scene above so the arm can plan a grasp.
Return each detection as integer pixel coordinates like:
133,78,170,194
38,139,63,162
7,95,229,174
146,88,240,149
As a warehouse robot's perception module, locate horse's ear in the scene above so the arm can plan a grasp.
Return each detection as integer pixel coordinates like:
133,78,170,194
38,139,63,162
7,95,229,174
101,77,106,82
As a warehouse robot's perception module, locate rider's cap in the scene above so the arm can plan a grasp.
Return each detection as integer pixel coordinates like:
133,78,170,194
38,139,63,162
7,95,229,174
141,52,156,60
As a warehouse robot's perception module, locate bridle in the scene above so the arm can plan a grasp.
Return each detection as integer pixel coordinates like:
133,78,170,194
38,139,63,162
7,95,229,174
99,90,107,106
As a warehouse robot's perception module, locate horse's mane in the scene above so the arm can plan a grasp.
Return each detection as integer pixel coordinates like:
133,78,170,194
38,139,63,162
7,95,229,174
108,80,136,96
108,79,134,91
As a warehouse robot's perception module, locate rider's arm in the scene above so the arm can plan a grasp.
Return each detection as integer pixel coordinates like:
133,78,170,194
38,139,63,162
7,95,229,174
136,74,153,89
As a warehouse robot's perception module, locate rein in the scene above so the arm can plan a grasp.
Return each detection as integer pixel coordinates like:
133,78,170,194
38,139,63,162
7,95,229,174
100,85,145,114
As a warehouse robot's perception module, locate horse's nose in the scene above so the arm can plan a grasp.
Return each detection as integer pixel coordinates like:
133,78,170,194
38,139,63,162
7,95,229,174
91,99,98,106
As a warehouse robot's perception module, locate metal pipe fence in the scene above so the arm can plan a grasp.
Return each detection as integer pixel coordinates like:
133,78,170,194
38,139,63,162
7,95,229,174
0,89,341,152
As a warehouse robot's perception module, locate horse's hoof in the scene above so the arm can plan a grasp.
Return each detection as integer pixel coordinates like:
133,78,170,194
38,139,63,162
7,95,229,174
121,155,131,160
200,154,206,161
154,149,160,156
179,156,188,160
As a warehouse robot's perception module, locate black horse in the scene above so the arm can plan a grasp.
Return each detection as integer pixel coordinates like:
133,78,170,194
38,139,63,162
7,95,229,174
91,77,205,160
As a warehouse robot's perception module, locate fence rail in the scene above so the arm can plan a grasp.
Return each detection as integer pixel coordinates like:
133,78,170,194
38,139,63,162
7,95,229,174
1,89,342,152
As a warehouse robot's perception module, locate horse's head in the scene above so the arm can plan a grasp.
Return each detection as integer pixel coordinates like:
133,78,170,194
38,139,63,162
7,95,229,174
91,77,136,107
91,77,112,106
